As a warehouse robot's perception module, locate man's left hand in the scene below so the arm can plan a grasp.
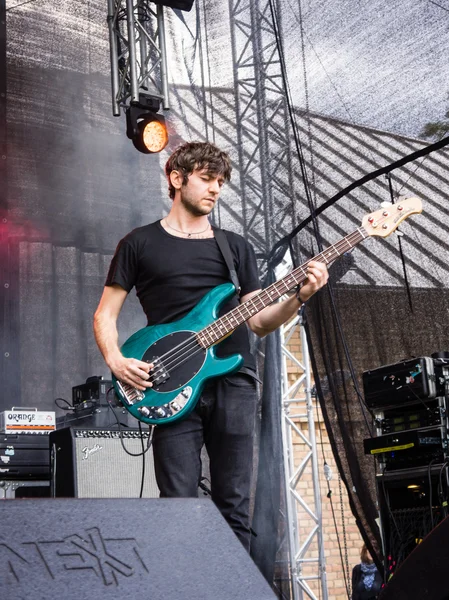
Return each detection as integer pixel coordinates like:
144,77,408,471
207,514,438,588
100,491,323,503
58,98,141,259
297,260,329,303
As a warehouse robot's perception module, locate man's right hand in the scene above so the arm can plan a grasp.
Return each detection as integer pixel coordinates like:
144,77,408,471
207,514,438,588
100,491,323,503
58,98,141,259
109,356,154,391
93,285,154,391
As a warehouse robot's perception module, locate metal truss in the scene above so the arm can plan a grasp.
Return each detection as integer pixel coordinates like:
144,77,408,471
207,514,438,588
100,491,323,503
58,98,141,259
280,310,328,600
228,0,298,263
228,3,327,591
107,0,170,115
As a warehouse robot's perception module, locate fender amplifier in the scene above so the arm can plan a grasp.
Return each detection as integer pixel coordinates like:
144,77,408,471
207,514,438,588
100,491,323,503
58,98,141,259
50,427,159,498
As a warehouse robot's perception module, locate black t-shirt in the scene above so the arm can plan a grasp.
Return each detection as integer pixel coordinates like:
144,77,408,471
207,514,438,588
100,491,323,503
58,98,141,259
105,220,261,371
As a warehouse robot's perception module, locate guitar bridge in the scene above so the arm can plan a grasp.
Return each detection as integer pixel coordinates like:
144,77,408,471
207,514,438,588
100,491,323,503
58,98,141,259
116,380,145,405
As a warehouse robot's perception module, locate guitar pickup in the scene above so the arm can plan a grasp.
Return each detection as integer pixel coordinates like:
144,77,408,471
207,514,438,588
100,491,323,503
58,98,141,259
150,358,170,385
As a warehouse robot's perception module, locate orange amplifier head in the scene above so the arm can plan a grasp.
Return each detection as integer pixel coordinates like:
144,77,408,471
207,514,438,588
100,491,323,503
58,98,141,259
0,409,56,434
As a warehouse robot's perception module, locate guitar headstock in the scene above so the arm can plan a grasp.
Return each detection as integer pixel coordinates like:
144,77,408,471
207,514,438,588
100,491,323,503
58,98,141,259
362,197,422,237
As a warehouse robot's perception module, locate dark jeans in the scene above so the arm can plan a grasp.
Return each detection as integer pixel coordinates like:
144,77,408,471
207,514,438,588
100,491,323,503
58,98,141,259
152,372,258,551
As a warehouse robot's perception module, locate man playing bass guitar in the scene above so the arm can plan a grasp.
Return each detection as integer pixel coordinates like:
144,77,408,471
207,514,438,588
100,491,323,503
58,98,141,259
93,141,328,551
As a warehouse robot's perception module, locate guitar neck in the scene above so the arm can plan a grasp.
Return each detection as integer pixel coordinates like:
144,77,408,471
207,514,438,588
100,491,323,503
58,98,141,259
197,226,368,348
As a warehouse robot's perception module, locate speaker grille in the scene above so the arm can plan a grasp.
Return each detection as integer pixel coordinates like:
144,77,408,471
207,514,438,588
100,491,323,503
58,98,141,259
53,428,159,498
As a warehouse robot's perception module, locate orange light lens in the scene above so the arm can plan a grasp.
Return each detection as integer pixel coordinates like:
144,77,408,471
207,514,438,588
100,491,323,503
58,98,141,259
142,119,168,153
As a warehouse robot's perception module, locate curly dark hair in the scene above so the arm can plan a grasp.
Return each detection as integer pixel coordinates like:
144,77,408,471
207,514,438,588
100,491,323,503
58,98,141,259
165,141,232,199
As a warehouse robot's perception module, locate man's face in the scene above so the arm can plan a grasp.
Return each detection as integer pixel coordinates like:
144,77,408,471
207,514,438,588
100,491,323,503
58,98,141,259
178,168,225,216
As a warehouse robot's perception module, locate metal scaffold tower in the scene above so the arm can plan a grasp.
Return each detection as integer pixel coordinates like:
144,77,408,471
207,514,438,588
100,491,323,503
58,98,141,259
280,309,328,600
228,0,298,263
228,1,328,595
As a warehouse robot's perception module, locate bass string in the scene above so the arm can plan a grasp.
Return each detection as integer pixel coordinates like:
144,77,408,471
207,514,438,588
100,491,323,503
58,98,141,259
152,346,206,385
144,317,240,382
147,337,204,382
202,229,364,340
152,339,203,376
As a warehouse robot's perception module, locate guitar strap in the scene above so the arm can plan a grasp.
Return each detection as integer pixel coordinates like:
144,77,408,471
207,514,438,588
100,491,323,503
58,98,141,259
213,227,261,383
213,227,241,297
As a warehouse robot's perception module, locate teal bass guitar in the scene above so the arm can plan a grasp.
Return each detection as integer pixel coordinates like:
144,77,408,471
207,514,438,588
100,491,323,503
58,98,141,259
113,198,422,426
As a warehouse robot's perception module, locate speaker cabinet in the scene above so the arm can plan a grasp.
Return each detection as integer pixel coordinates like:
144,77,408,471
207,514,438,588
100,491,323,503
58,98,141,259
0,498,276,600
377,465,449,573
379,514,449,600
50,427,159,498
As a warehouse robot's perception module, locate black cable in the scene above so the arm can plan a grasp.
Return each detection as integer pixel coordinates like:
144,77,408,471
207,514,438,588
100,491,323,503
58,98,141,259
309,313,355,593
428,458,438,529
380,468,405,564
312,363,351,596
270,0,375,508
267,0,321,252
402,384,433,413
264,133,449,267
312,383,329,469
198,477,211,497
305,370,353,597
338,476,351,599
326,475,351,599
326,288,373,433
54,397,74,411
428,0,449,12
308,315,382,573
438,461,448,518
138,421,146,499
386,172,414,313
6,0,39,11
312,381,341,600
296,0,319,215
106,387,154,458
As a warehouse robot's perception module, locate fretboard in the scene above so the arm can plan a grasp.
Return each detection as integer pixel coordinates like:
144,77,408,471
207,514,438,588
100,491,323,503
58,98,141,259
196,227,368,348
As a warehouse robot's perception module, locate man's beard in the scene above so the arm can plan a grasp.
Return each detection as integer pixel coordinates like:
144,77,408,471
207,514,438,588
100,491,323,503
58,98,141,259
180,193,213,217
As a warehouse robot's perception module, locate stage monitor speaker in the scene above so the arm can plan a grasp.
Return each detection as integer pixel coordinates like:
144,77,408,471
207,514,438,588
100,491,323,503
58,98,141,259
379,514,449,600
50,427,159,498
0,498,276,600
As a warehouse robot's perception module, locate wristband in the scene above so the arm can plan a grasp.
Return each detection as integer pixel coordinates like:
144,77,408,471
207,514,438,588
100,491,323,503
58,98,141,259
295,285,304,304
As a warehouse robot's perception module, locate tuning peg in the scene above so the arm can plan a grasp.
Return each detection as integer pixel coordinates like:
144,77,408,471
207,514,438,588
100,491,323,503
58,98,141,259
380,201,393,208
395,231,404,237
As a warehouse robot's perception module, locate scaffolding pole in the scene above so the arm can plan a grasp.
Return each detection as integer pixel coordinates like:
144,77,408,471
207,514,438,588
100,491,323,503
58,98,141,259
107,0,169,116
280,309,328,600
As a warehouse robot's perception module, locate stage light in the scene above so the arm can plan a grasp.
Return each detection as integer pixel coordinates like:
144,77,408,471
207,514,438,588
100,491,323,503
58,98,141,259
133,114,169,154
126,94,169,155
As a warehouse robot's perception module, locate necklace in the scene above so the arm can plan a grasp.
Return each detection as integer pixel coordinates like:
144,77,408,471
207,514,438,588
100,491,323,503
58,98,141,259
164,218,211,238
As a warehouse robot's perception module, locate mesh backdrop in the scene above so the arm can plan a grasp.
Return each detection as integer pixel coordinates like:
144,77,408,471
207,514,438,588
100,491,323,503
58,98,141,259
3,0,449,593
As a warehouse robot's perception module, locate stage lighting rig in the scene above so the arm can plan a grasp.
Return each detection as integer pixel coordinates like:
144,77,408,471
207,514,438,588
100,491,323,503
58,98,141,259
108,1,195,153
126,93,168,154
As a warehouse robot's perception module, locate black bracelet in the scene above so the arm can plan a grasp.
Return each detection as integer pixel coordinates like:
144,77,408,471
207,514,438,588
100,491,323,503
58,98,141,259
295,285,303,304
